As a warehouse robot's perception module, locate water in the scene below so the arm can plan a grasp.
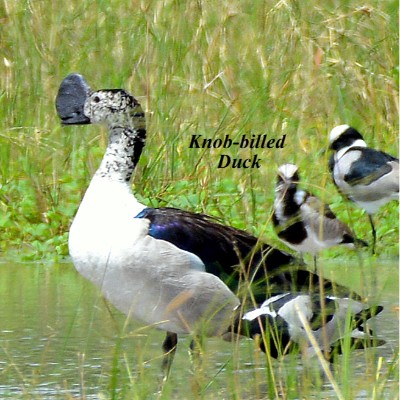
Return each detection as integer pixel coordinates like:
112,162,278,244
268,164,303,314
0,259,398,399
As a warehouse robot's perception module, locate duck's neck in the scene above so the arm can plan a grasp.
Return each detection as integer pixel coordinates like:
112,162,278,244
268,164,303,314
96,123,146,184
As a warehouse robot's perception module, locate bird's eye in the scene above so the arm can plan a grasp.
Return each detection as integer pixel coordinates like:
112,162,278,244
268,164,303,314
93,96,100,103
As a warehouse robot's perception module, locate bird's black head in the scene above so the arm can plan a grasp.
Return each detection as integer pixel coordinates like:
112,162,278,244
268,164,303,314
329,125,365,151
55,74,92,125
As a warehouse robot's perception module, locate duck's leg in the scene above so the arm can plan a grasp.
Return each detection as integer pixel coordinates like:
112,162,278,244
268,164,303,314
189,336,203,372
188,336,205,394
161,331,178,381
368,214,376,255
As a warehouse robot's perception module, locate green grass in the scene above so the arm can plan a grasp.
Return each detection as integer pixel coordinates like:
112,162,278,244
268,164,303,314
0,0,398,398
0,0,398,259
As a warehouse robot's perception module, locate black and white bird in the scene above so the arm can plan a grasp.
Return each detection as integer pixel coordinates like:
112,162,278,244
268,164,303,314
328,124,399,254
239,293,384,360
272,163,367,268
55,74,382,378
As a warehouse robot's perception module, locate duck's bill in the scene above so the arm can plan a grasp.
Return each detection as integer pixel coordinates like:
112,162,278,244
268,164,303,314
56,73,91,125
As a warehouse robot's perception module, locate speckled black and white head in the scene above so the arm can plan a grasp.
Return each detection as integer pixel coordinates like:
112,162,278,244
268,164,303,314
56,74,146,182
82,90,145,129
56,74,145,129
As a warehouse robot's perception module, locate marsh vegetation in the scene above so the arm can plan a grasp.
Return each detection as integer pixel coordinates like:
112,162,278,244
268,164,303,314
0,0,398,398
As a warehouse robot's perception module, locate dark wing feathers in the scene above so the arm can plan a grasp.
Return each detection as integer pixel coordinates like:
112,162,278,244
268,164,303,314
135,206,293,276
344,147,397,186
135,207,360,301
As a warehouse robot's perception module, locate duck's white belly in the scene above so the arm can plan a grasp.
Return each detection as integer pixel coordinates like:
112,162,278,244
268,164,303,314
69,179,239,335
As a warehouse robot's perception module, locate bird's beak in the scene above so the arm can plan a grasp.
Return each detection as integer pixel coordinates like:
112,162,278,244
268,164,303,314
56,73,91,125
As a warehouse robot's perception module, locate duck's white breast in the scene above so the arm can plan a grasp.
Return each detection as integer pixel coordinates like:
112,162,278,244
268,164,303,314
68,177,239,335
69,177,146,283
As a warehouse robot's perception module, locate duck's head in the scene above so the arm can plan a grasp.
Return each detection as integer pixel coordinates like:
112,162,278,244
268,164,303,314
56,74,144,127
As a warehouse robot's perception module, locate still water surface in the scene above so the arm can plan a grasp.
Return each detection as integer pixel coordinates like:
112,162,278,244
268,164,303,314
0,259,398,399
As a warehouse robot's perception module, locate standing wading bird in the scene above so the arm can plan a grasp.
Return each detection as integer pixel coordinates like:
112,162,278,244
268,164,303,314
272,164,368,269
55,74,383,381
328,124,399,254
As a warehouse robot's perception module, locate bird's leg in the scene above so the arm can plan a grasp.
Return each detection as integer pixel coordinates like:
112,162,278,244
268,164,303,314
189,336,203,372
161,331,178,382
298,253,306,266
368,214,376,255
313,255,318,272
188,336,205,395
